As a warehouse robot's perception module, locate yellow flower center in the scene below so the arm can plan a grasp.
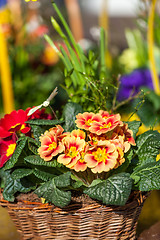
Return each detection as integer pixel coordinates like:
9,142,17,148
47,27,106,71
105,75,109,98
100,122,112,129
85,119,92,126
10,123,26,133
10,123,20,132
48,142,57,150
79,152,85,163
67,146,78,158
20,124,26,130
92,148,108,162
92,137,98,145
6,143,16,157
156,153,160,161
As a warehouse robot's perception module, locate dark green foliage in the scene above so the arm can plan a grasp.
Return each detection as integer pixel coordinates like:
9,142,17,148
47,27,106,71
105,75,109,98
84,173,132,206
62,102,83,131
3,138,27,170
136,130,160,164
35,172,71,207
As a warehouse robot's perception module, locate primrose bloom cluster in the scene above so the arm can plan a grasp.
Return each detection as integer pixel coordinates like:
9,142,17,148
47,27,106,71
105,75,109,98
38,111,136,174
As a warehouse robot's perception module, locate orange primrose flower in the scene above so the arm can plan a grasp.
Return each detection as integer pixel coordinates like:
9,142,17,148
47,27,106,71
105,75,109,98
111,138,126,168
111,123,136,152
71,129,86,140
88,132,107,148
75,112,101,131
49,125,65,137
38,127,65,161
85,141,118,173
57,136,86,169
122,124,136,146
71,146,88,172
89,114,123,135
99,110,110,119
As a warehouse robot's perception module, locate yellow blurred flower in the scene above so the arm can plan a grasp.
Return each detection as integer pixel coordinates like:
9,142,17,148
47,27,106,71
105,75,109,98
41,44,59,66
121,113,160,135
0,8,10,24
119,49,139,73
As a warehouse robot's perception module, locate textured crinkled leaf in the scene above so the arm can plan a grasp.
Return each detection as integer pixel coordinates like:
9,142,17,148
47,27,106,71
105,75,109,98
89,179,103,187
30,125,44,143
27,136,40,147
11,168,33,180
126,121,141,139
3,174,36,202
3,137,27,170
54,172,71,188
24,155,60,167
28,142,38,155
84,173,132,206
33,168,56,181
27,137,40,155
26,119,63,125
131,161,160,191
136,130,160,164
35,178,71,207
63,102,83,131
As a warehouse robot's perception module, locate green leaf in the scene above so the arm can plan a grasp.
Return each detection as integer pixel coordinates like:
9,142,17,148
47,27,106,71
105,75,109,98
71,174,86,188
126,121,141,139
26,119,63,126
133,98,157,127
30,125,44,143
11,168,33,180
24,155,60,167
35,174,71,207
71,179,84,189
84,173,132,206
131,161,160,191
27,137,40,155
2,171,36,202
63,102,83,131
89,179,103,187
54,172,71,188
136,130,160,164
142,87,160,111
27,137,40,147
28,142,38,155
33,168,56,181
3,137,27,170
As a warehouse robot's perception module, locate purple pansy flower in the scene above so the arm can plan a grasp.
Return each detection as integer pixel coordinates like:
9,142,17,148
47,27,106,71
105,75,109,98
117,68,157,101
0,0,7,8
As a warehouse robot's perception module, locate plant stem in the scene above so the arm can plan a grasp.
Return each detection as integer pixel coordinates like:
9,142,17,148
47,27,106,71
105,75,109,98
147,0,160,95
100,27,106,82
52,1,85,71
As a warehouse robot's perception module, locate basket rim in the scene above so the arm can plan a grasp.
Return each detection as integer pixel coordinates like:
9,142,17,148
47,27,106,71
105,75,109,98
0,189,149,213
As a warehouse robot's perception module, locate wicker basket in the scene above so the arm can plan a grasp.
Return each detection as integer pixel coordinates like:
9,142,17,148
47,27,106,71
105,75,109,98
0,191,148,240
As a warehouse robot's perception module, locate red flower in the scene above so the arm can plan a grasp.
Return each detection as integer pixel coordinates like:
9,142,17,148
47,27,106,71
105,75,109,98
0,110,30,138
26,108,53,120
0,135,17,168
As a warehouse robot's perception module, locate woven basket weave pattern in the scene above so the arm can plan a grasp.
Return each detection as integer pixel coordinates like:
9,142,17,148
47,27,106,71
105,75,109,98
0,192,147,240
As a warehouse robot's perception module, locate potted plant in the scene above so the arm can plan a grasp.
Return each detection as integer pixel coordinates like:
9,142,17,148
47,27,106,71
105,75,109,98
0,2,160,239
